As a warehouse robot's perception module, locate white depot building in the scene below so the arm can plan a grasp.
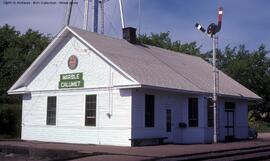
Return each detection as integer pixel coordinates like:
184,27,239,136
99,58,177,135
8,26,260,146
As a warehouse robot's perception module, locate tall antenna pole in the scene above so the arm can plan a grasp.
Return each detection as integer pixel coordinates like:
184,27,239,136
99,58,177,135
92,0,99,32
118,0,125,29
83,0,89,30
65,0,74,26
100,0,109,34
100,0,105,34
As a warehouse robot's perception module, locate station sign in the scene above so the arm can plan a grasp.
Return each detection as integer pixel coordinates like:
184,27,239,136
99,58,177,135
59,73,84,89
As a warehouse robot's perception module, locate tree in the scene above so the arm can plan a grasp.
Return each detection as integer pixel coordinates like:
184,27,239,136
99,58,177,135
139,32,270,121
138,32,201,56
0,24,50,138
0,24,50,104
220,45,270,120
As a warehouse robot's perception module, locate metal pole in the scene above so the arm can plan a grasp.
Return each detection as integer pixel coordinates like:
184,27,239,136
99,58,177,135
213,36,218,143
100,0,105,34
92,0,99,32
65,0,73,26
118,0,125,29
83,0,89,30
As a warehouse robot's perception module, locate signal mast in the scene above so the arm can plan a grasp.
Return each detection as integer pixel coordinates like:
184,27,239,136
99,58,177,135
195,7,223,143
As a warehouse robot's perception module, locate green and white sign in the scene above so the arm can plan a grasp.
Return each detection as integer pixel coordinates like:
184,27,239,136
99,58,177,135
59,73,84,89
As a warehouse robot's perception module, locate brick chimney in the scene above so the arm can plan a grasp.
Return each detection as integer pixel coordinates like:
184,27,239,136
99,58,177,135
122,27,137,44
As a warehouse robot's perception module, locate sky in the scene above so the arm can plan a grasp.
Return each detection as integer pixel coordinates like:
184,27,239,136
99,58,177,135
1,0,270,52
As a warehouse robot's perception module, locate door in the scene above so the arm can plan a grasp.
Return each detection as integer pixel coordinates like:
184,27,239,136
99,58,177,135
166,109,172,132
224,102,235,141
166,109,173,142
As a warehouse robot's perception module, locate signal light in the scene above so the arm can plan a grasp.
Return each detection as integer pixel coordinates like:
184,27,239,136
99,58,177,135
195,7,223,37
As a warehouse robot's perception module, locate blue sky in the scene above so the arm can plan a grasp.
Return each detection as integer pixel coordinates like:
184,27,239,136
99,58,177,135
1,0,270,52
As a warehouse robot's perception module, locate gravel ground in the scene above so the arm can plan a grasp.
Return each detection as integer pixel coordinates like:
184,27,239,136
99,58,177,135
0,152,38,161
1,133,270,161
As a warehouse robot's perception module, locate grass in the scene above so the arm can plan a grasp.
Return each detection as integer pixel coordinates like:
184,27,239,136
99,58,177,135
0,134,16,139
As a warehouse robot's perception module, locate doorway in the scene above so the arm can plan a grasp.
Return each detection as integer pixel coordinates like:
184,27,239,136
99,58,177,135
224,102,235,141
166,109,172,132
166,109,173,142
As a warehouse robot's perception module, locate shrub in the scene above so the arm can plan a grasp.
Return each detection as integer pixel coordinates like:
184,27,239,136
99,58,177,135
0,104,21,138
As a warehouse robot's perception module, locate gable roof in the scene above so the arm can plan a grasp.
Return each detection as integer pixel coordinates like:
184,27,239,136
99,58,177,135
69,27,260,100
8,26,261,100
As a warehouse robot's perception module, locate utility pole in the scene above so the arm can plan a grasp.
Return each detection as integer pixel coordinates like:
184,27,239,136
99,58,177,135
195,7,223,144
92,0,99,32
83,0,89,30
65,0,74,26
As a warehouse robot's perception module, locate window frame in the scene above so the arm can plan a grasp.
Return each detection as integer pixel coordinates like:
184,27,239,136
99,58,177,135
166,109,172,132
225,102,235,111
46,96,57,126
145,94,155,128
188,97,199,127
207,98,214,127
85,95,97,126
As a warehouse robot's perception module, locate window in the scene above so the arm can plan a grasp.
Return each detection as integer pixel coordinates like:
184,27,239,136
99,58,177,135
207,98,214,127
85,95,96,126
225,102,235,111
188,98,198,127
47,96,56,125
145,95,155,127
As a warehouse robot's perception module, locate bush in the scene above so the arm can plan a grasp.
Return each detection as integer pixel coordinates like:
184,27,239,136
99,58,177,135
0,104,21,138
249,119,270,133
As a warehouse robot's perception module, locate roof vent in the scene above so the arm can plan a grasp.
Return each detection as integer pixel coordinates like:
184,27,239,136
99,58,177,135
122,27,137,44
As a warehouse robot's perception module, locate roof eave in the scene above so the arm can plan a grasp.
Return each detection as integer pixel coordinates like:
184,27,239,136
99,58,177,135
217,93,262,101
140,84,262,101
8,26,70,93
7,86,30,95
140,84,206,95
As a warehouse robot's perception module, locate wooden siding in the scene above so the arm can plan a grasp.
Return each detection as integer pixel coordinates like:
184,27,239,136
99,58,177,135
22,89,132,146
21,35,134,146
131,88,249,144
